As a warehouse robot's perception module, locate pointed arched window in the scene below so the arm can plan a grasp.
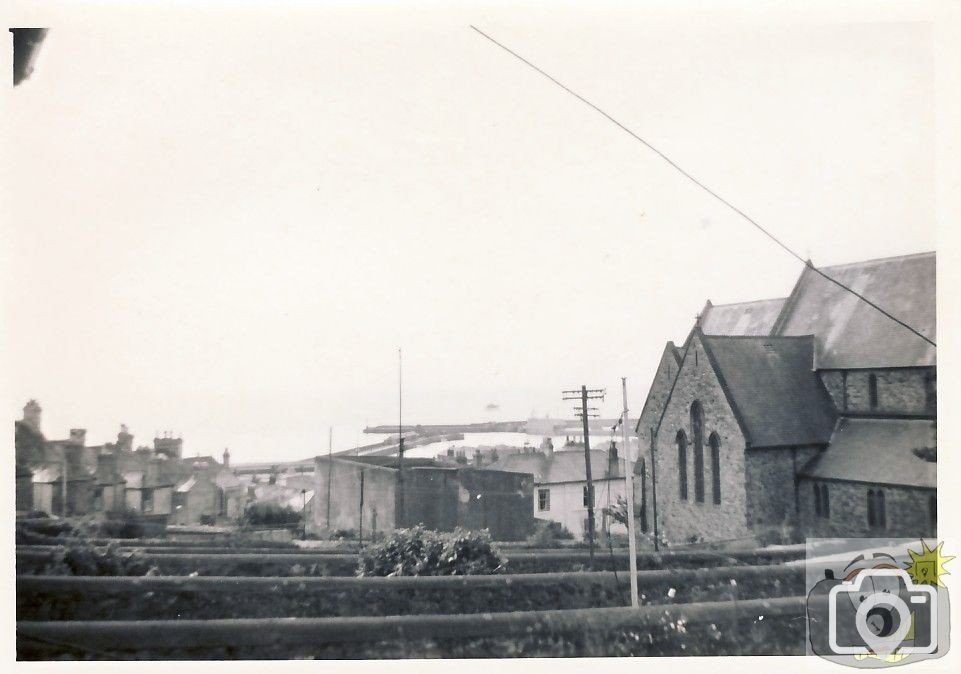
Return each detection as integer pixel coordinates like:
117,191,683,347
691,401,705,503
676,430,688,501
709,432,721,505
868,373,879,409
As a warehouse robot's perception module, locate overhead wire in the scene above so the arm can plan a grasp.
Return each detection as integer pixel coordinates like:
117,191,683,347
469,25,935,349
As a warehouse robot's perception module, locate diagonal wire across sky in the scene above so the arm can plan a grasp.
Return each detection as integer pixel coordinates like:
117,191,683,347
470,25,936,349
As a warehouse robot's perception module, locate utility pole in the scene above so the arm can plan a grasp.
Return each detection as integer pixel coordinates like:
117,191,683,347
61,455,68,517
325,426,332,530
621,378,639,607
301,489,307,540
359,470,365,548
649,426,660,552
563,385,605,566
397,347,405,527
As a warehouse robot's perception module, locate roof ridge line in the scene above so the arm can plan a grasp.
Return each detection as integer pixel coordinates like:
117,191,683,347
816,250,935,271
701,333,816,341
703,296,788,308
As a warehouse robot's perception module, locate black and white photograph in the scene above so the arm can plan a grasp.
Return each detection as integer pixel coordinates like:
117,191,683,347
4,0,959,667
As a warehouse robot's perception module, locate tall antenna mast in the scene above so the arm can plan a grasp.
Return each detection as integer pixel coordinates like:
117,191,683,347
397,347,405,525
326,426,332,530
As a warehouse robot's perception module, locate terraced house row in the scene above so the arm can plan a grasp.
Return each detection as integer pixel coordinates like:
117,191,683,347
634,251,936,545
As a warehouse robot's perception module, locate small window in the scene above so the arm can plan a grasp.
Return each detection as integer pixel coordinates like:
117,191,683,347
538,488,550,512
676,430,688,501
868,373,879,409
867,489,886,528
821,484,830,519
925,371,937,412
814,484,822,517
582,485,593,508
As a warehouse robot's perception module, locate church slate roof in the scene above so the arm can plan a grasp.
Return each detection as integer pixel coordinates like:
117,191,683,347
771,252,935,368
700,298,787,336
700,333,838,448
800,418,936,489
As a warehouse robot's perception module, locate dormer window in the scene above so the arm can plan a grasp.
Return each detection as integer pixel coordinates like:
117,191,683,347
868,373,879,409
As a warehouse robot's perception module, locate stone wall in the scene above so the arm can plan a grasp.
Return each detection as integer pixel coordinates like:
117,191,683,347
798,478,936,539
819,368,935,416
634,343,682,538
653,333,751,544
744,446,821,540
312,458,396,536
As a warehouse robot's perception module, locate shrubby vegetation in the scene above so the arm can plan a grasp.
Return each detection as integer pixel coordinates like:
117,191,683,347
525,520,575,548
358,526,506,577
35,541,158,576
242,501,302,526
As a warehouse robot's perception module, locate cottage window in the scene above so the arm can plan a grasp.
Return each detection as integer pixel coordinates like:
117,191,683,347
582,485,594,508
925,371,936,412
676,430,688,501
868,373,879,409
820,484,830,519
814,484,822,517
868,489,886,528
538,488,550,512
691,402,705,503
709,432,721,505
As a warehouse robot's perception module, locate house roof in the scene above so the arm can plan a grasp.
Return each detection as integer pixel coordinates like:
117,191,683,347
700,298,787,336
772,252,935,368
214,469,242,489
184,455,221,470
31,463,95,483
31,464,62,483
175,476,197,493
489,448,625,484
700,333,838,448
800,418,936,489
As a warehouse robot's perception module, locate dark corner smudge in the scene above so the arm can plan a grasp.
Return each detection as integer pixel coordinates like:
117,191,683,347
10,27,49,86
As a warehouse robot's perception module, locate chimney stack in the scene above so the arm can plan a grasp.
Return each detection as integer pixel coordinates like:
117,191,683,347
22,399,42,433
223,447,230,468
69,428,87,446
117,424,134,452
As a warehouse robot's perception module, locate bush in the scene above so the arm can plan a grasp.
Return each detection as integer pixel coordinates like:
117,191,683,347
37,541,158,577
99,515,145,539
242,502,302,527
357,526,506,577
15,518,77,544
525,520,575,548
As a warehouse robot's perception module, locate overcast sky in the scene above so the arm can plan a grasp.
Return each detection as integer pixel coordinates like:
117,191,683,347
2,1,950,463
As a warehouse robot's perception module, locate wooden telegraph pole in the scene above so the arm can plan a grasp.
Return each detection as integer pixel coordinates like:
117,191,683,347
620,378,639,607
650,426,660,552
563,385,605,566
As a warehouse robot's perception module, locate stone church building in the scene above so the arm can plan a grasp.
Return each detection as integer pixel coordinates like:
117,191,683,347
635,251,935,546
